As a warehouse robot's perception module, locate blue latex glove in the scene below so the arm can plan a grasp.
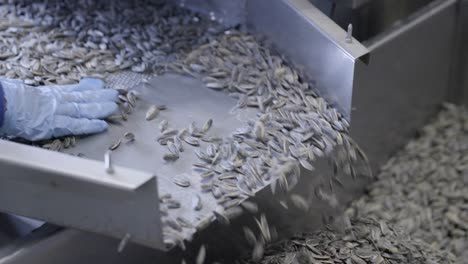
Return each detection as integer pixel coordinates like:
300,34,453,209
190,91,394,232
0,78,118,141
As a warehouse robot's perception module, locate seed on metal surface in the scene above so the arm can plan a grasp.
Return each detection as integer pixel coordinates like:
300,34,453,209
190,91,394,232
197,215,214,231
126,92,136,107
178,128,188,138
253,120,265,141
163,153,179,161
173,176,191,188
202,118,213,132
192,194,203,211
109,139,121,151
206,82,224,89
167,141,179,155
188,121,198,135
157,105,167,110
159,119,168,132
145,105,159,121
166,199,181,209
183,136,200,146
173,135,184,152
70,137,76,147
176,216,192,228
123,132,135,142
162,129,178,136
118,94,128,102
159,193,172,201
63,137,71,148
165,218,182,232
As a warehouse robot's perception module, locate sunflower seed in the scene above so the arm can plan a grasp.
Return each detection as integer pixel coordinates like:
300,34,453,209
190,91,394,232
183,136,200,146
117,233,131,253
123,132,135,142
173,176,191,188
213,208,230,225
173,135,184,152
167,141,179,155
109,139,121,151
159,120,168,132
196,245,206,264
243,226,257,246
252,236,265,261
192,194,203,211
126,91,136,107
63,137,71,148
255,214,271,243
163,153,179,161
290,194,309,212
197,215,214,231
241,201,259,214
202,118,213,132
176,216,192,228
165,218,182,232
145,105,159,121
166,199,181,209
299,159,314,171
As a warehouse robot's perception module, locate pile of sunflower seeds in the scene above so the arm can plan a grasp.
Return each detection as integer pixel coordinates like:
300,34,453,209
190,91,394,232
166,29,371,216
155,27,372,249
2,0,367,254
0,0,220,85
348,103,468,260
0,0,221,147
3,2,456,263
240,217,457,264
239,103,467,264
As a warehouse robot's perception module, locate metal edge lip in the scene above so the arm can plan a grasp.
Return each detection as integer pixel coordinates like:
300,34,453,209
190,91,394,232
287,0,369,62
0,139,155,192
364,0,457,51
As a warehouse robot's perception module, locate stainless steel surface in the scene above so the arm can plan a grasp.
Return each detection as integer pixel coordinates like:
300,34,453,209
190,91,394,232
0,0,370,251
0,140,163,249
316,0,438,42
0,0,462,262
449,0,468,106
351,0,457,171
67,73,259,245
247,0,369,121
0,214,40,249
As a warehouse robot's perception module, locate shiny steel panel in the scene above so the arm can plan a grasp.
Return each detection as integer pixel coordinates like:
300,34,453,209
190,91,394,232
247,0,369,120
351,0,457,171
0,140,163,249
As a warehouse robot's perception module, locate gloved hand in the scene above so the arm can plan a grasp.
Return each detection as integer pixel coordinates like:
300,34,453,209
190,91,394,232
0,78,118,141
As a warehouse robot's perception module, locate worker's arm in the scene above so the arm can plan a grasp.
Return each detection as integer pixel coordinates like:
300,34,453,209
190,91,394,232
0,78,118,141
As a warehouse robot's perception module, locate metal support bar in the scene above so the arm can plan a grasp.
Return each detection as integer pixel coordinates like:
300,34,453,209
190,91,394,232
0,140,164,249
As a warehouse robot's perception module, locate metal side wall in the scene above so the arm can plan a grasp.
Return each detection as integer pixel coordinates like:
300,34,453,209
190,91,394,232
246,0,369,121
351,0,457,171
